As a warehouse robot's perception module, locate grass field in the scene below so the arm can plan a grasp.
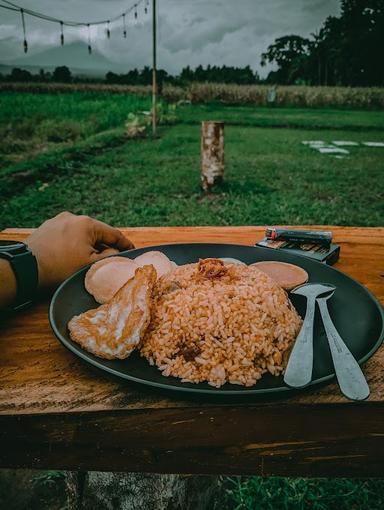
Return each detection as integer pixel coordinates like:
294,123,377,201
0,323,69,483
1,121,383,228
0,92,153,168
1,90,384,509
0,93,383,228
225,477,384,510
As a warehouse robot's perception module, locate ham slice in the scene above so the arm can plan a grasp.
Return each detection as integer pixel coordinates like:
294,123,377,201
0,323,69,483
69,265,156,360
85,256,138,304
250,261,308,290
134,251,174,278
85,251,176,304
219,257,245,265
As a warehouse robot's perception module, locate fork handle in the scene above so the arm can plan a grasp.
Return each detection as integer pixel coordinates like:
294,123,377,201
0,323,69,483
284,297,315,388
317,298,370,401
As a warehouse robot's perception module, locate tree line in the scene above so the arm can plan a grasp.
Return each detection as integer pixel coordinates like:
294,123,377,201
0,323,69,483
262,0,384,86
0,64,260,86
107,64,260,85
0,66,75,83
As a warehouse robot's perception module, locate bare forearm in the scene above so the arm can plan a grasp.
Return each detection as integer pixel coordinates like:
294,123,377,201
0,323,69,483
0,212,134,311
0,259,17,309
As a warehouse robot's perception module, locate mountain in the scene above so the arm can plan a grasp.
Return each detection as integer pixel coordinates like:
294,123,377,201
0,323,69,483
1,42,125,77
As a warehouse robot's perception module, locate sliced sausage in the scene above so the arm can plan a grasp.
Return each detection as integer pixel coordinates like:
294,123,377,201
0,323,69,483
134,251,174,278
251,261,308,290
85,256,139,304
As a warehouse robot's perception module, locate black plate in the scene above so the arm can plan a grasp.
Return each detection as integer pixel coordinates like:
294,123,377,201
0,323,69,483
49,243,384,396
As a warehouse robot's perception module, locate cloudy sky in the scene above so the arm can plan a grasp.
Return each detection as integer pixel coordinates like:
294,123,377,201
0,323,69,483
0,0,340,75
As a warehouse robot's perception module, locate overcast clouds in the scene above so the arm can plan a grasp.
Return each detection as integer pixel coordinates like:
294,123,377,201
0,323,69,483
0,0,340,76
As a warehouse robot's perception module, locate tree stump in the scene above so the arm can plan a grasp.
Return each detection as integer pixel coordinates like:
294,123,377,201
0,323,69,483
65,472,224,510
201,121,224,192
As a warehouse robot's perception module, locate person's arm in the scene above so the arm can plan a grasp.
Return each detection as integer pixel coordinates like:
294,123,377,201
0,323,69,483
0,211,134,309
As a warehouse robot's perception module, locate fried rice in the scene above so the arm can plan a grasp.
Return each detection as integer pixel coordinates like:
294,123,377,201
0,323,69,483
140,259,302,388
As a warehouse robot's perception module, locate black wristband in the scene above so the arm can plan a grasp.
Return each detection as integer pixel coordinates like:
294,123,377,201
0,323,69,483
0,249,38,312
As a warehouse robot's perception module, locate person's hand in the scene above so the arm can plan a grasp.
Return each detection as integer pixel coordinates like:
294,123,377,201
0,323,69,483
26,211,134,289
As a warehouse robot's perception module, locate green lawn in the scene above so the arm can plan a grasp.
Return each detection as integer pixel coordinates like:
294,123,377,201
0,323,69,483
1,92,384,509
225,477,384,510
178,103,384,130
1,120,383,229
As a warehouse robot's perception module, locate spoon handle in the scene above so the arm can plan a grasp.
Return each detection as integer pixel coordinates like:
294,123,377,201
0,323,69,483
317,298,370,401
284,297,315,388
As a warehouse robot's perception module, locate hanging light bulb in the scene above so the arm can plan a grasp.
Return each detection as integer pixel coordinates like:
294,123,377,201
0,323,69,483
145,0,149,15
134,4,138,21
20,9,28,53
87,24,92,54
122,13,127,38
106,20,110,39
60,21,64,46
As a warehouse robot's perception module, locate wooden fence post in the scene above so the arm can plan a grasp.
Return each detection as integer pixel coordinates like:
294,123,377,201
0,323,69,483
201,121,224,192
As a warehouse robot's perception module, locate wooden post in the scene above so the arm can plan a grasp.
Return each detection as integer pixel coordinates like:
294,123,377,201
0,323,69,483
152,0,157,136
201,121,224,192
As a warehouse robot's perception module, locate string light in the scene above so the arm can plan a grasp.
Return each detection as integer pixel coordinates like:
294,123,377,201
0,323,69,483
0,0,145,26
122,13,127,38
20,8,28,53
0,0,147,54
87,23,92,54
60,21,64,45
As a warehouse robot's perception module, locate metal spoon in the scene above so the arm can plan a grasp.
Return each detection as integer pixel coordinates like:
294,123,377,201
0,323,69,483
284,283,335,388
317,290,370,401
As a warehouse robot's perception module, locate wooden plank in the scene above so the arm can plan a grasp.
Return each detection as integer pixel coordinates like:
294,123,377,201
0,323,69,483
0,226,383,475
1,405,384,476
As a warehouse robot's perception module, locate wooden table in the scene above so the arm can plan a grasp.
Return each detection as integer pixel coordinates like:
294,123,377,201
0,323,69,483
0,226,383,477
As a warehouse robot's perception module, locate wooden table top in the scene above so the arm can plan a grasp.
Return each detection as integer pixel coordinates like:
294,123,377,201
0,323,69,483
0,226,383,477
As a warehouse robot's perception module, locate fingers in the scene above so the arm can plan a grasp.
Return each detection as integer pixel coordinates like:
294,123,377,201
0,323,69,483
91,219,135,251
89,247,120,262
